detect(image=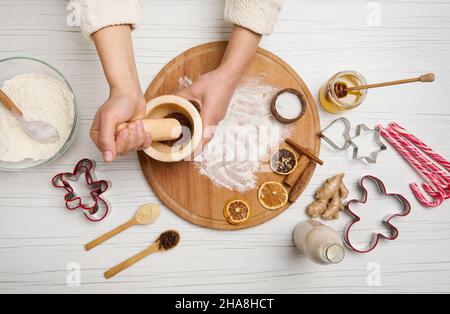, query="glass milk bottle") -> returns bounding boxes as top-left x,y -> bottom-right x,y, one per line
294,220 -> 345,265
